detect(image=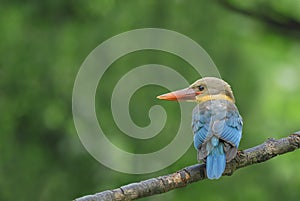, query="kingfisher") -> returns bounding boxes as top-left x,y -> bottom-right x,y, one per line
157,77 -> 242,179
